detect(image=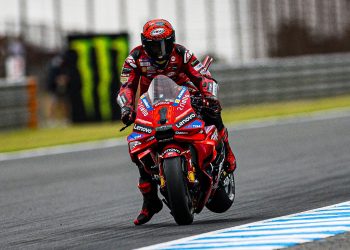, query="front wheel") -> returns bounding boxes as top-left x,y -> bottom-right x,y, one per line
163,157 -> 194,225
206,173 -> 235,213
